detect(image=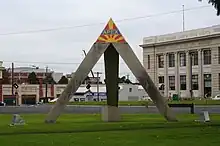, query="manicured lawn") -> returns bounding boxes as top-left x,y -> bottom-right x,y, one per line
48,99 -> 220,106
0,114 -> 219,146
